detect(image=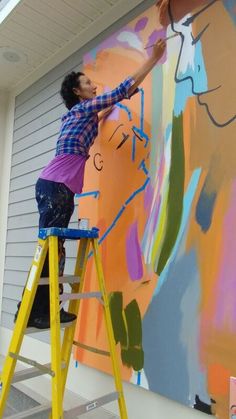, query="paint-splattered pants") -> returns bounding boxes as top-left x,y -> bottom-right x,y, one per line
31,178 -> 75,316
